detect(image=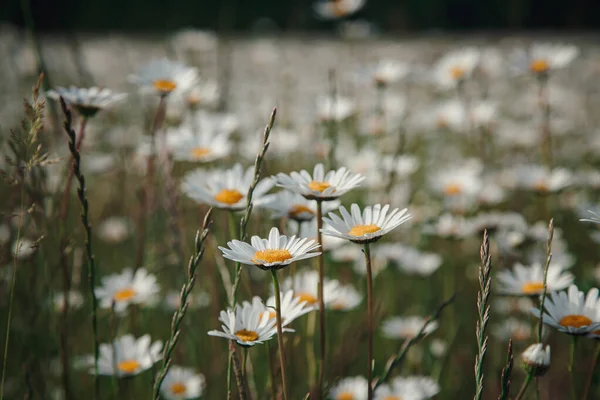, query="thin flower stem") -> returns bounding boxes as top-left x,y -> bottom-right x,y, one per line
60,98 -> 100,399
316,200 -> 326,399
267,342 -> 278,400
60,117 -> 87,221
569,336 -> 578,400
515,373 -> 533,400
271,270 -> 289,400
582,342 -> 600,400
538,219 -> 554,342
363,243 -> 374,400
537,76 -> 553,168
242,348 -> 248,381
